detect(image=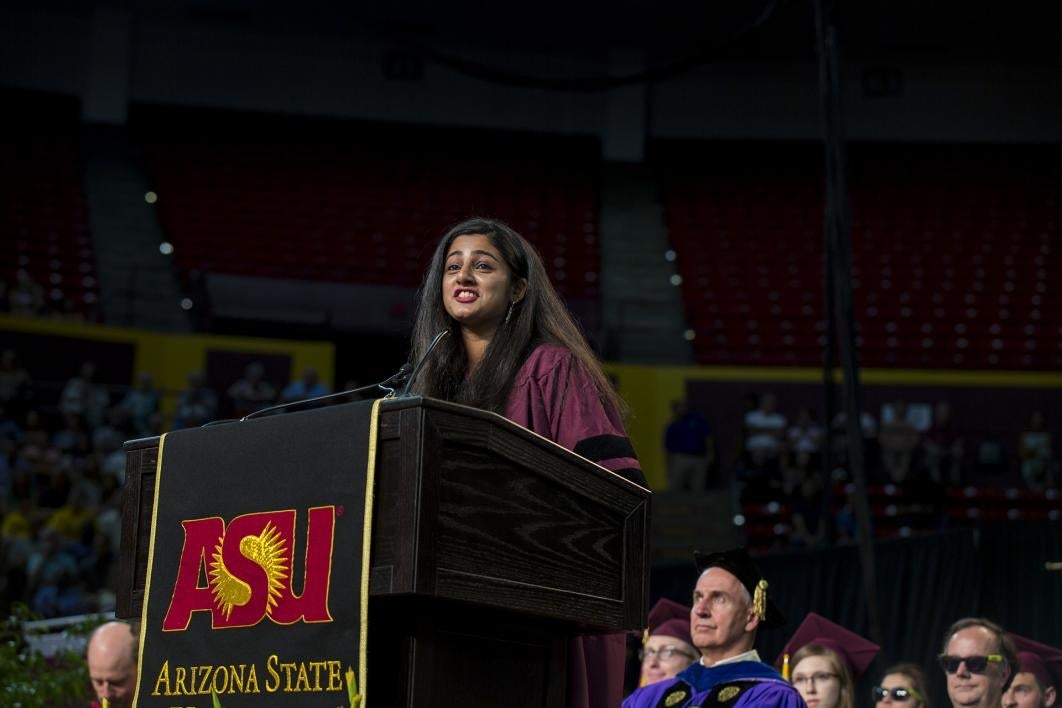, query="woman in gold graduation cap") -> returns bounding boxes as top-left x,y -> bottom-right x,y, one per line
639,598 -> 700,686
778,612 -> 880,708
